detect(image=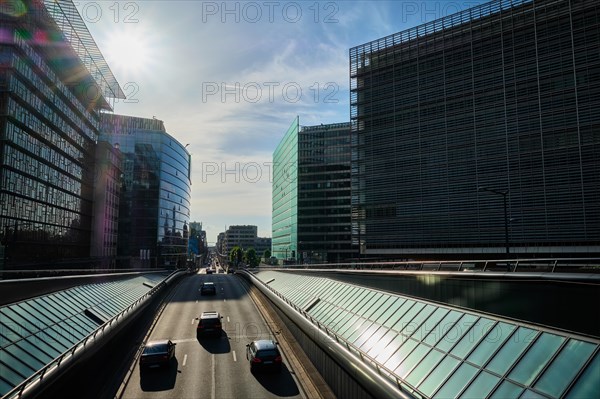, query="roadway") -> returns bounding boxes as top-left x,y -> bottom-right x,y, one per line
118,268 -> 302,399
